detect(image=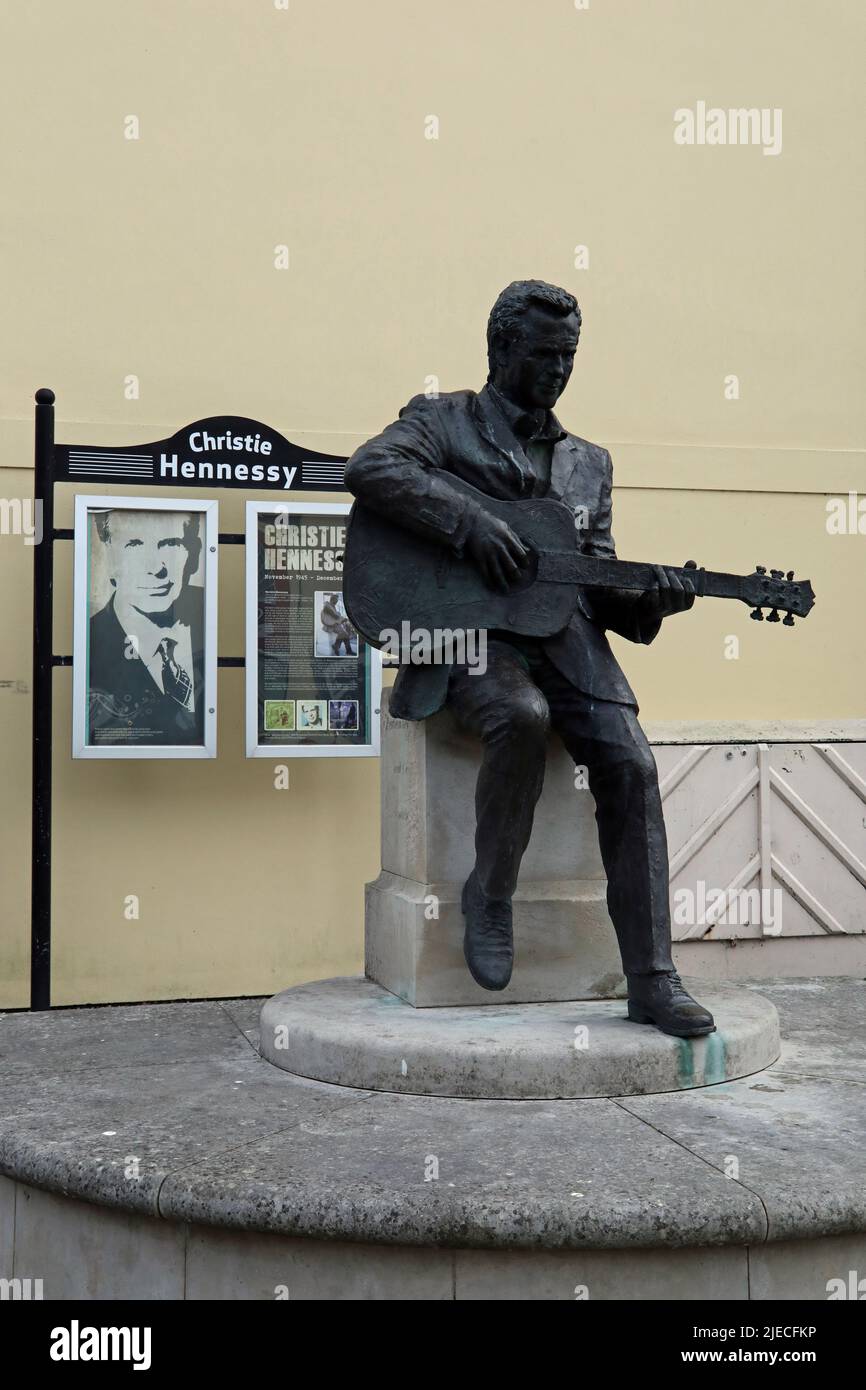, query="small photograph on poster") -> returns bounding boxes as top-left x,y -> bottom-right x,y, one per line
329,699 -> 358,731
314,590 -> 357,658
73,496 -> 218,759
297,699 -> 327,730
264,699 -> 295,731
246,501 -> 381,758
